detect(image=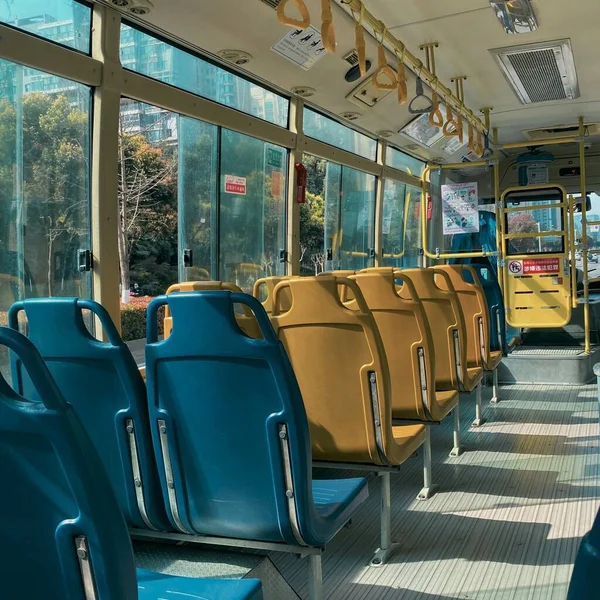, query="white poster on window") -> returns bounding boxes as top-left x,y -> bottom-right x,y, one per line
442,182 -> 479,235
